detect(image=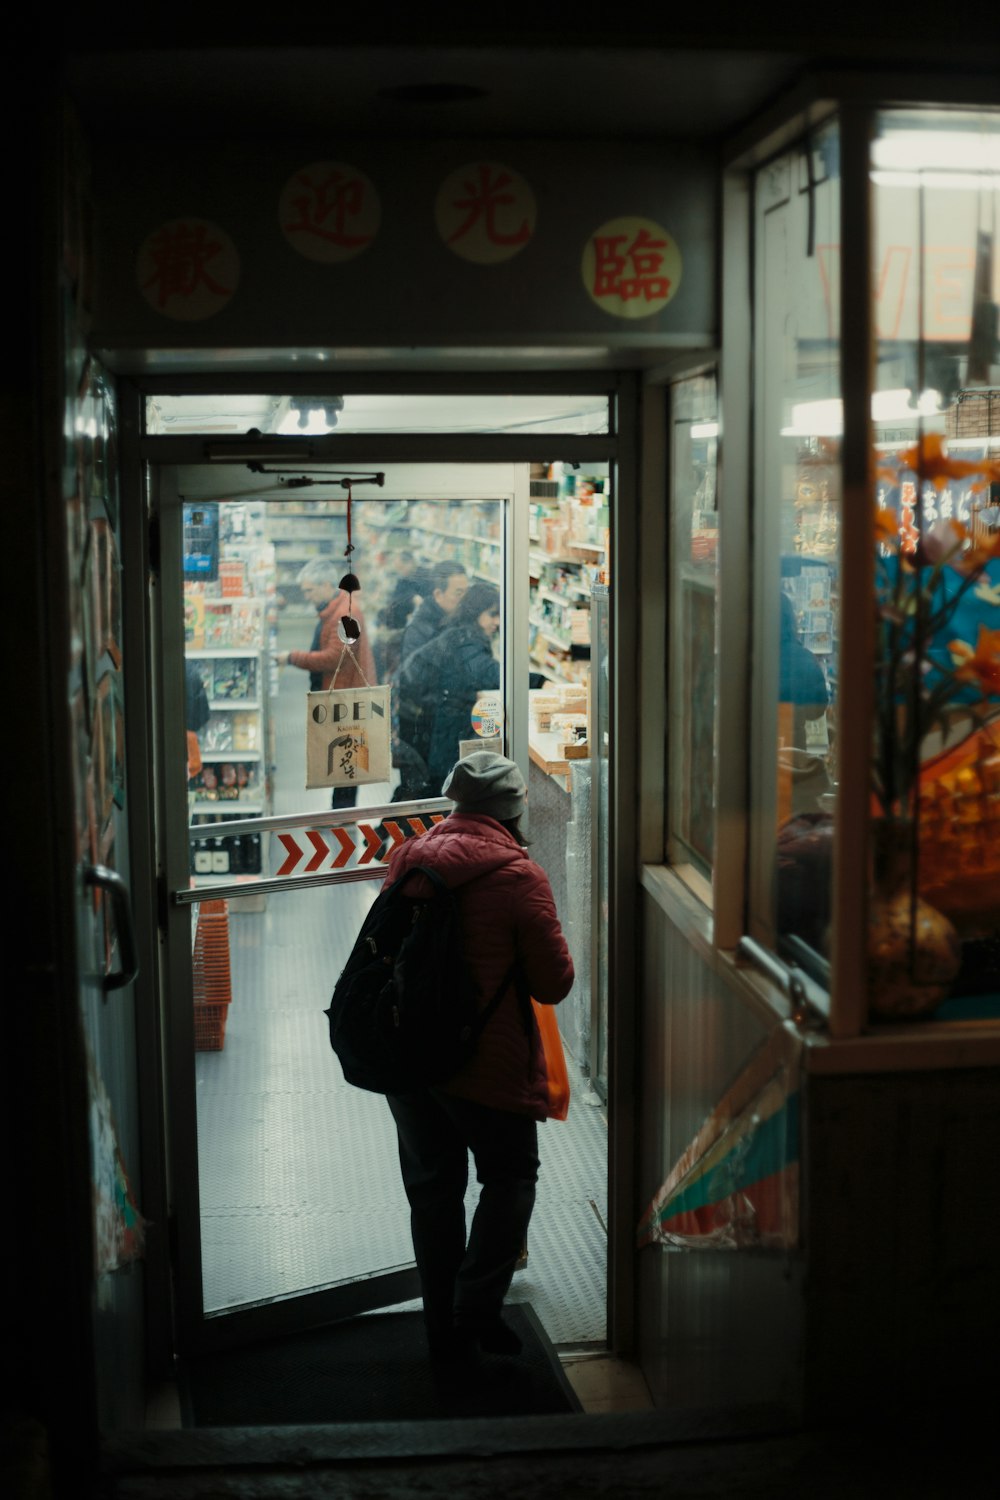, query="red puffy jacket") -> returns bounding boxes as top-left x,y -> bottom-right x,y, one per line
384,813 -> 574,1118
